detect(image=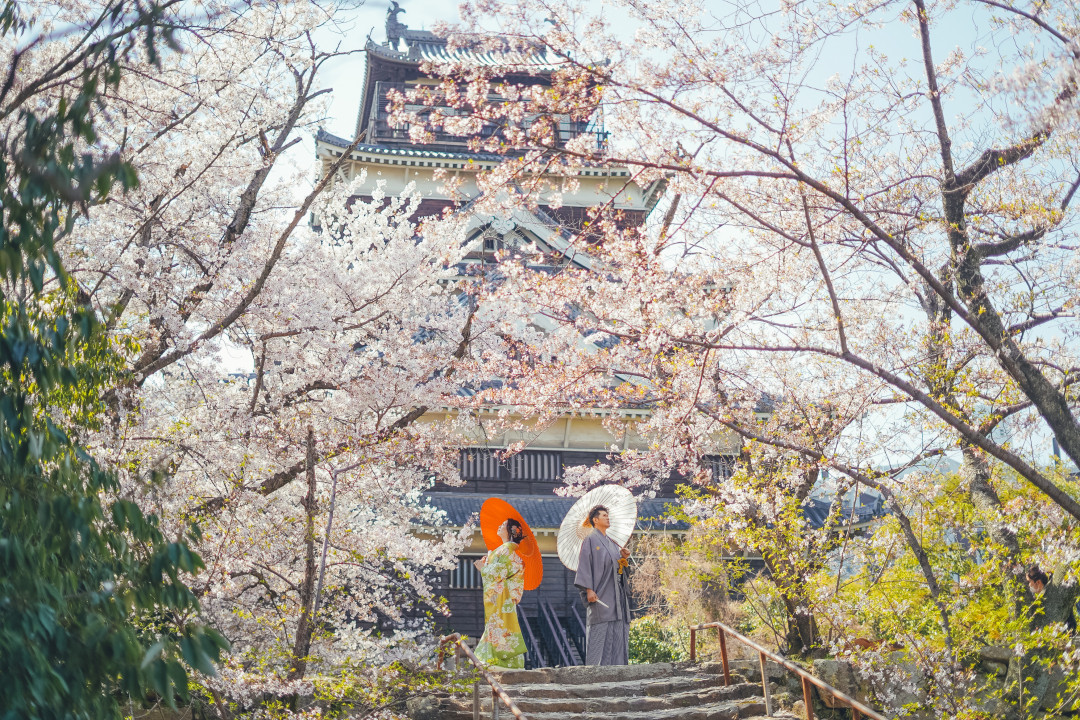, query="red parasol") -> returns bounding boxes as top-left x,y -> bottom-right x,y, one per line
479,498 -> 543,591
